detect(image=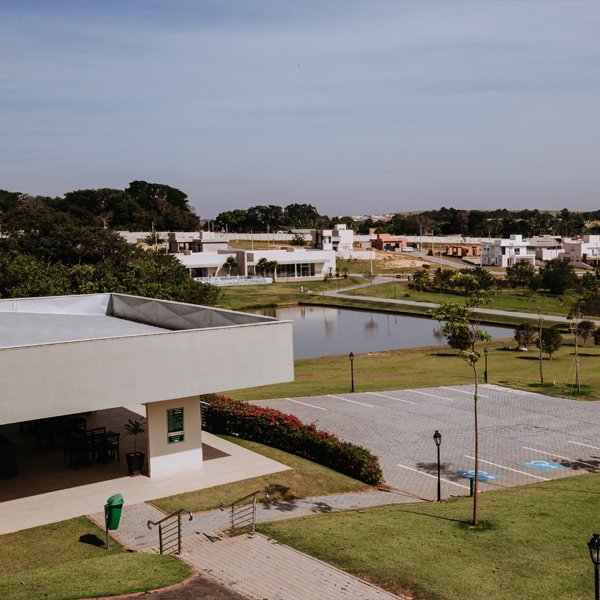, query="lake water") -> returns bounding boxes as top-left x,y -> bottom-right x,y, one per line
254,305 -> 512,359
